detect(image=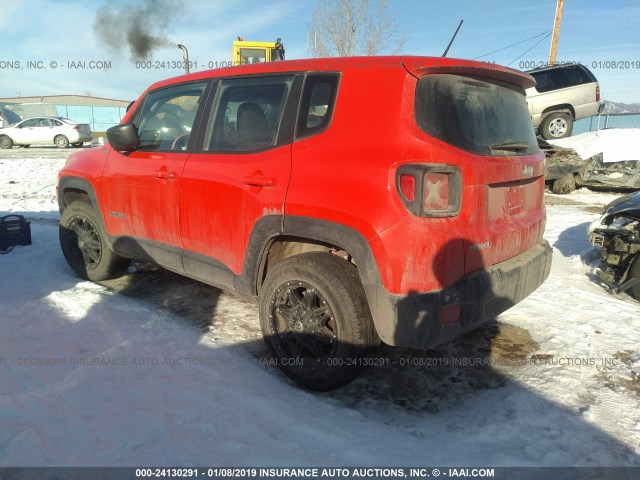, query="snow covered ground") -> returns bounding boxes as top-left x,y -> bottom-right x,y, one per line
1,147 -> 640,468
